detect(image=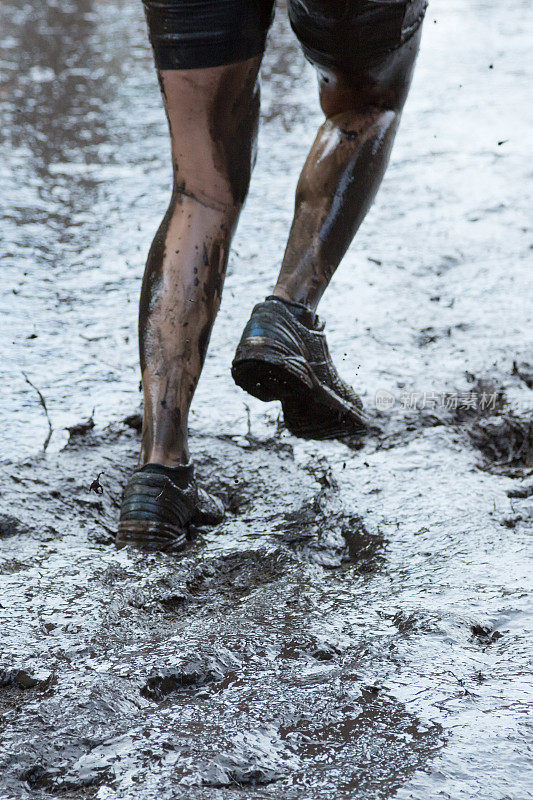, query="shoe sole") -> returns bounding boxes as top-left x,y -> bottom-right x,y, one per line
231,343 -> 367,440
116,520 -> 187,553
